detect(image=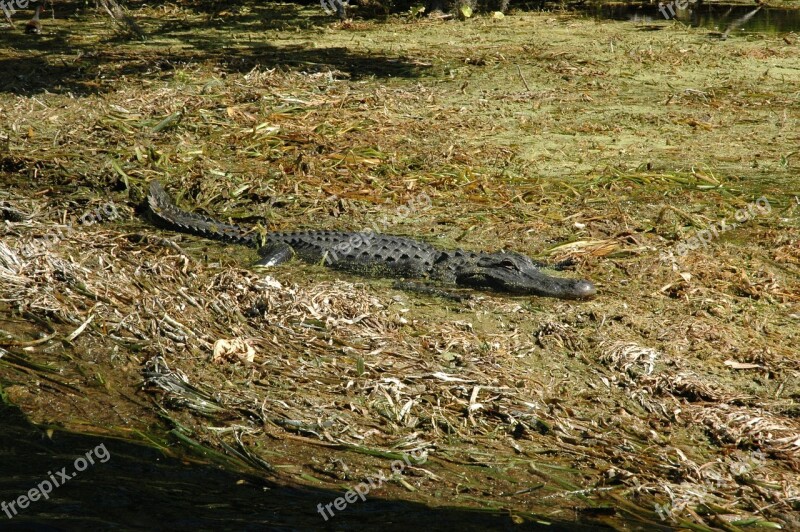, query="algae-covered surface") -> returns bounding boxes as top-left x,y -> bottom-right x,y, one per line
1,2 -> 799,529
